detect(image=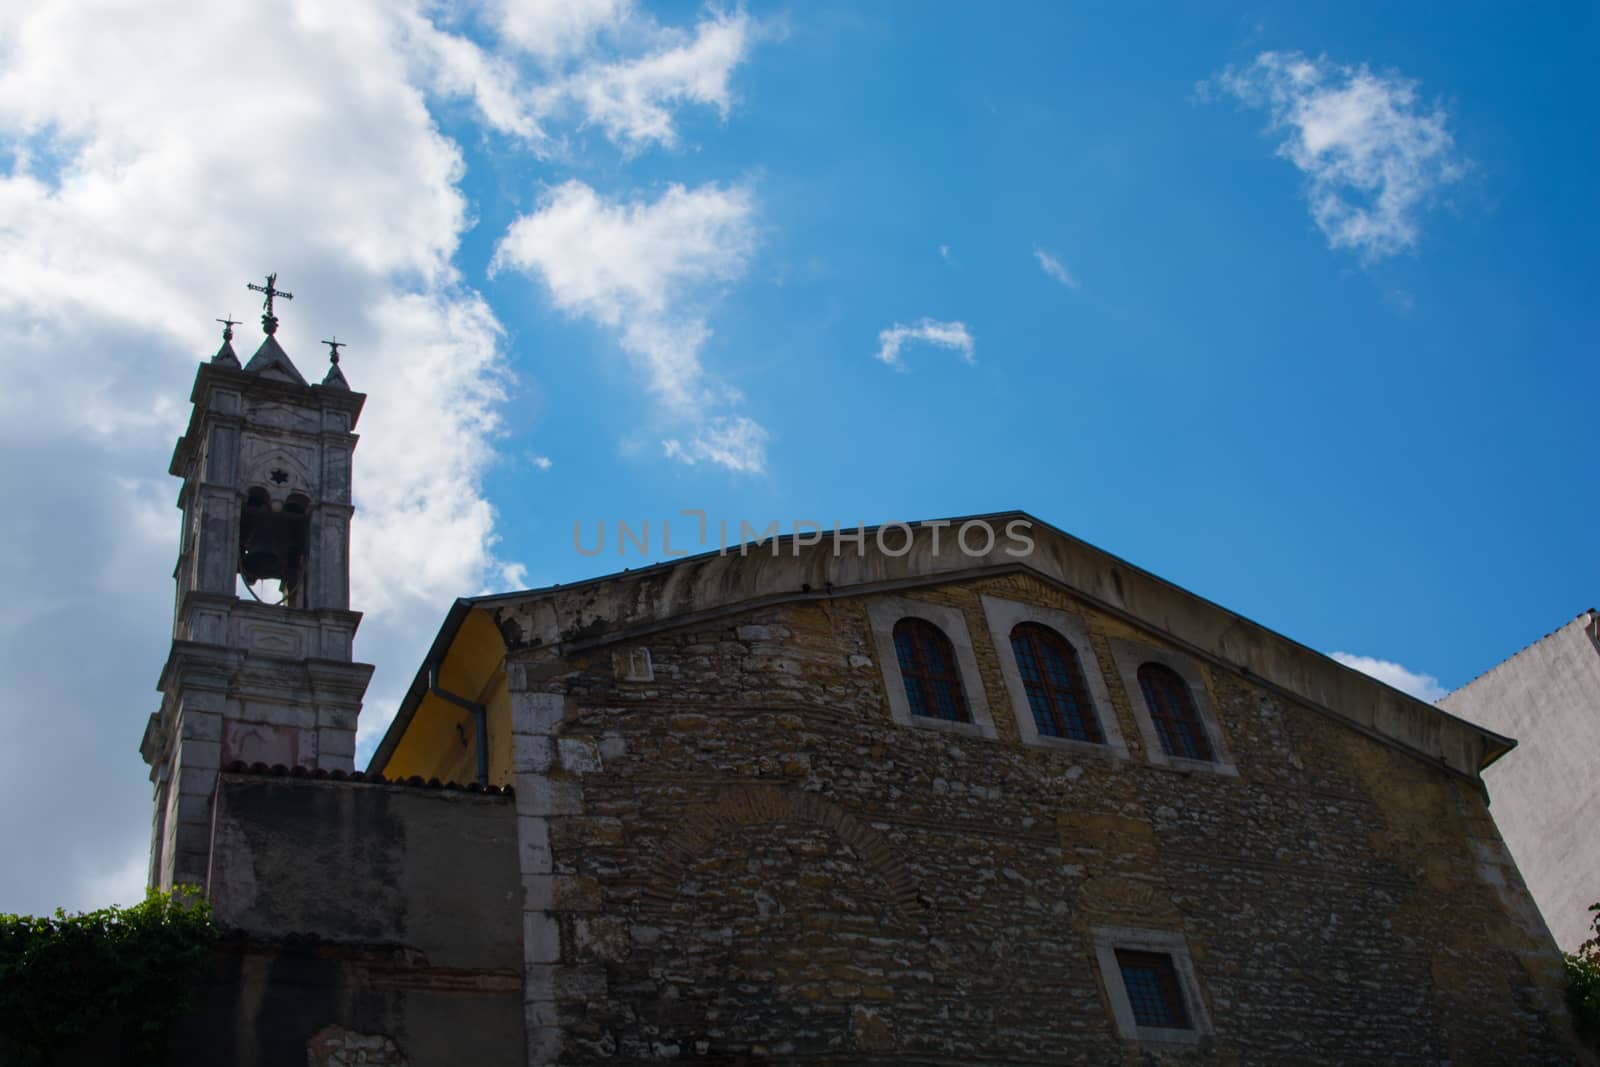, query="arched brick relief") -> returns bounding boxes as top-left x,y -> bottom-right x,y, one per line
1077,875 -> 1167,916
642,784 -> 922,913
